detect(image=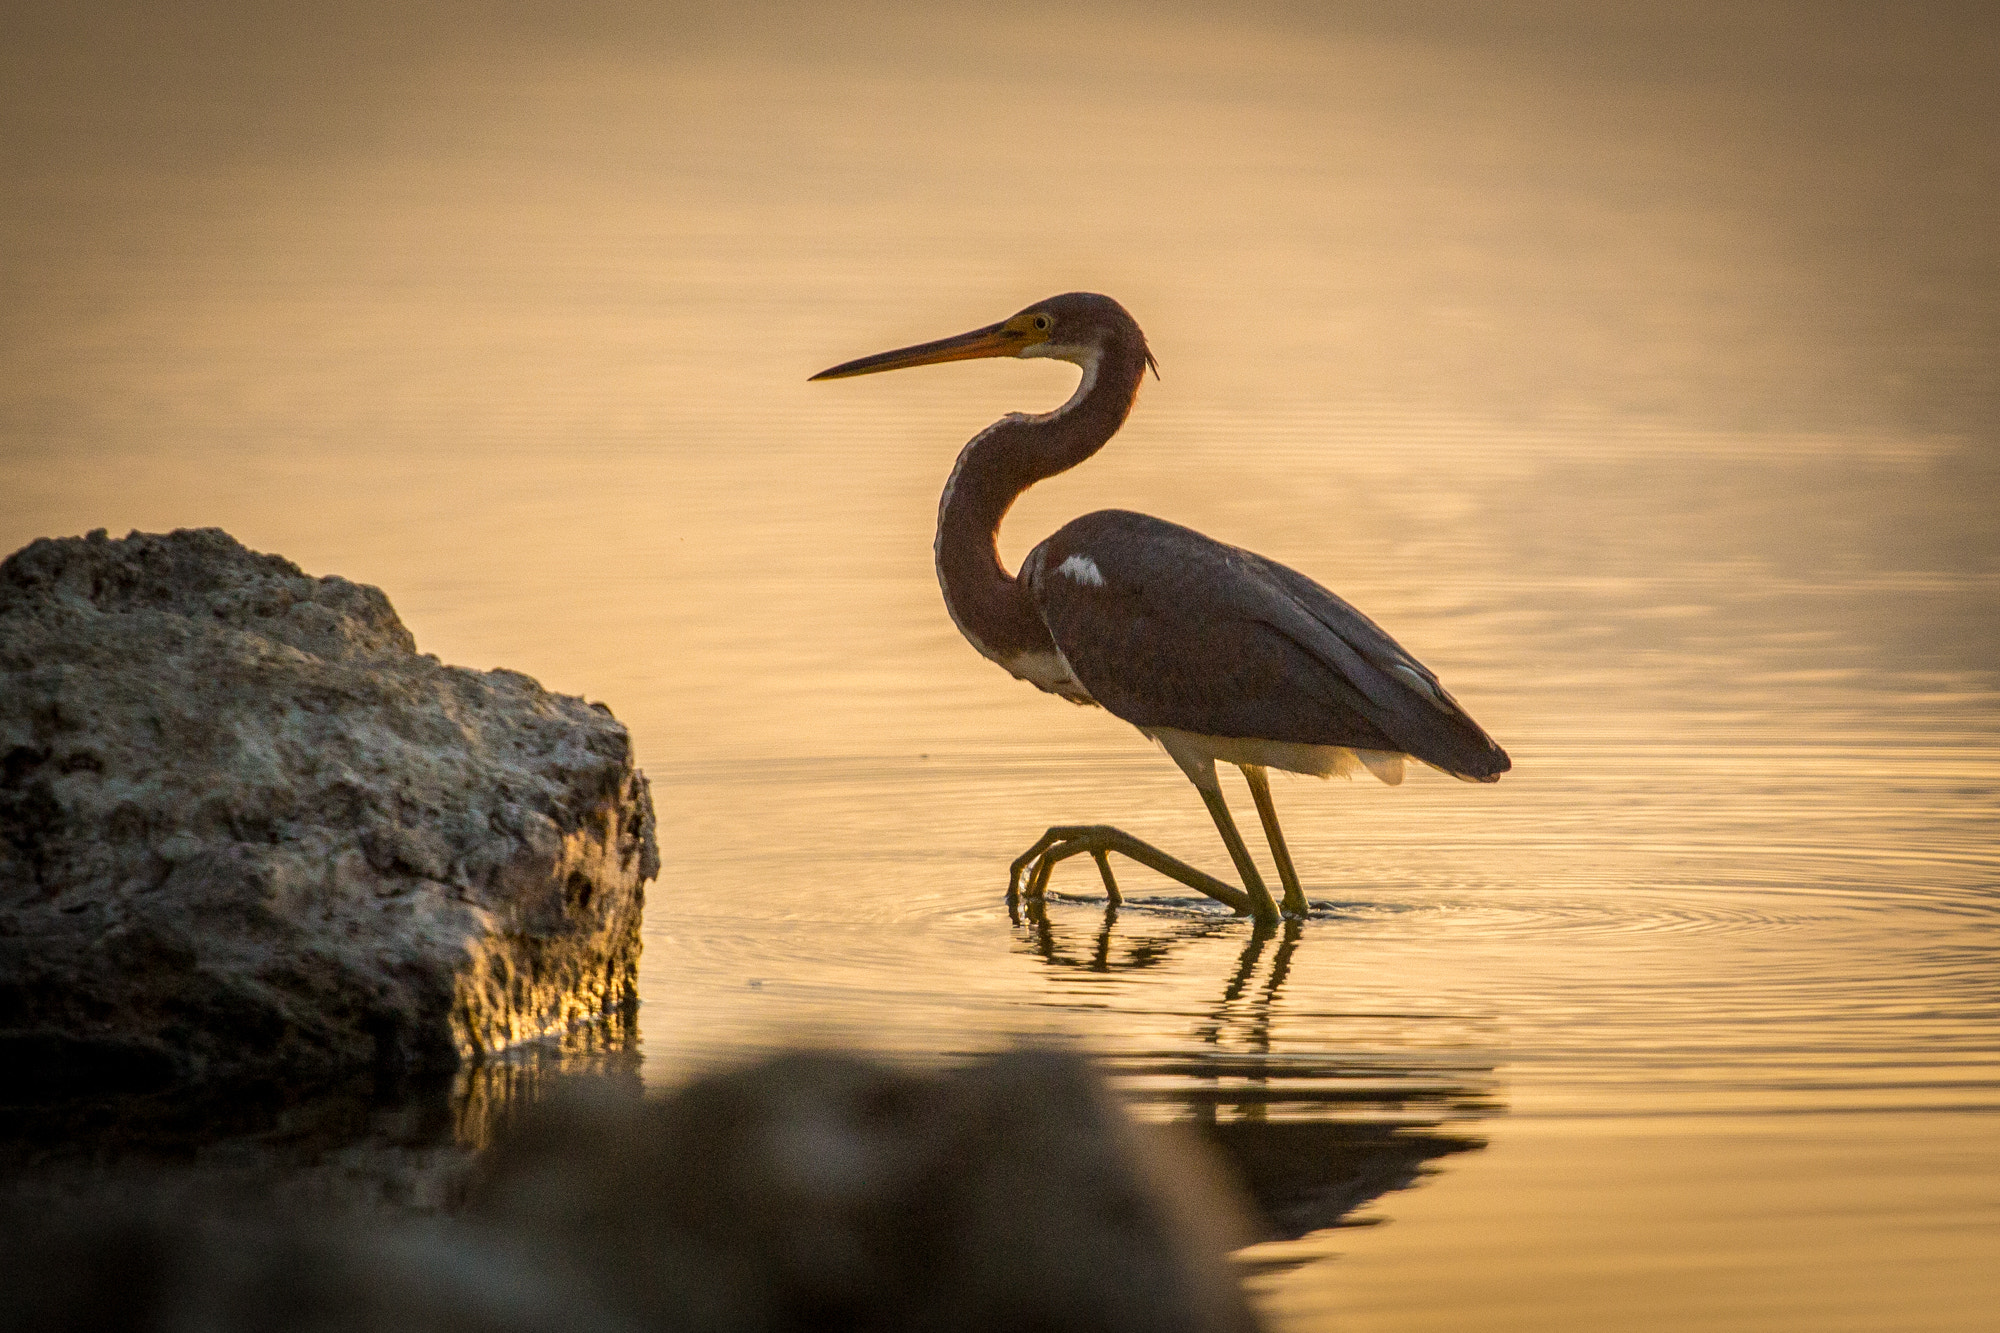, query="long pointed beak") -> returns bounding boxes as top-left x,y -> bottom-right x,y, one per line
809,321 -> 1022,381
